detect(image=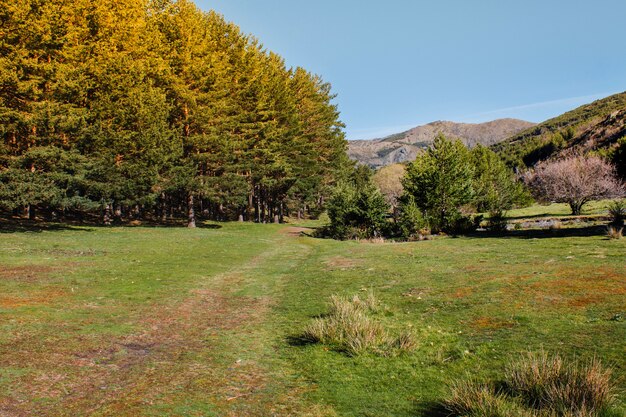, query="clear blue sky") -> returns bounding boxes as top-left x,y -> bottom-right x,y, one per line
197,0 -> 626,139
